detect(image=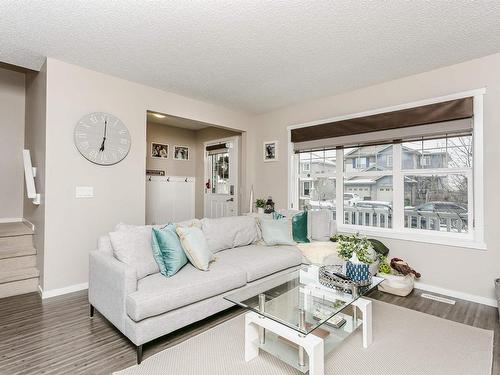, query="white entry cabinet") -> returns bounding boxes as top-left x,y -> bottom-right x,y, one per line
146,176 -> 195,225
